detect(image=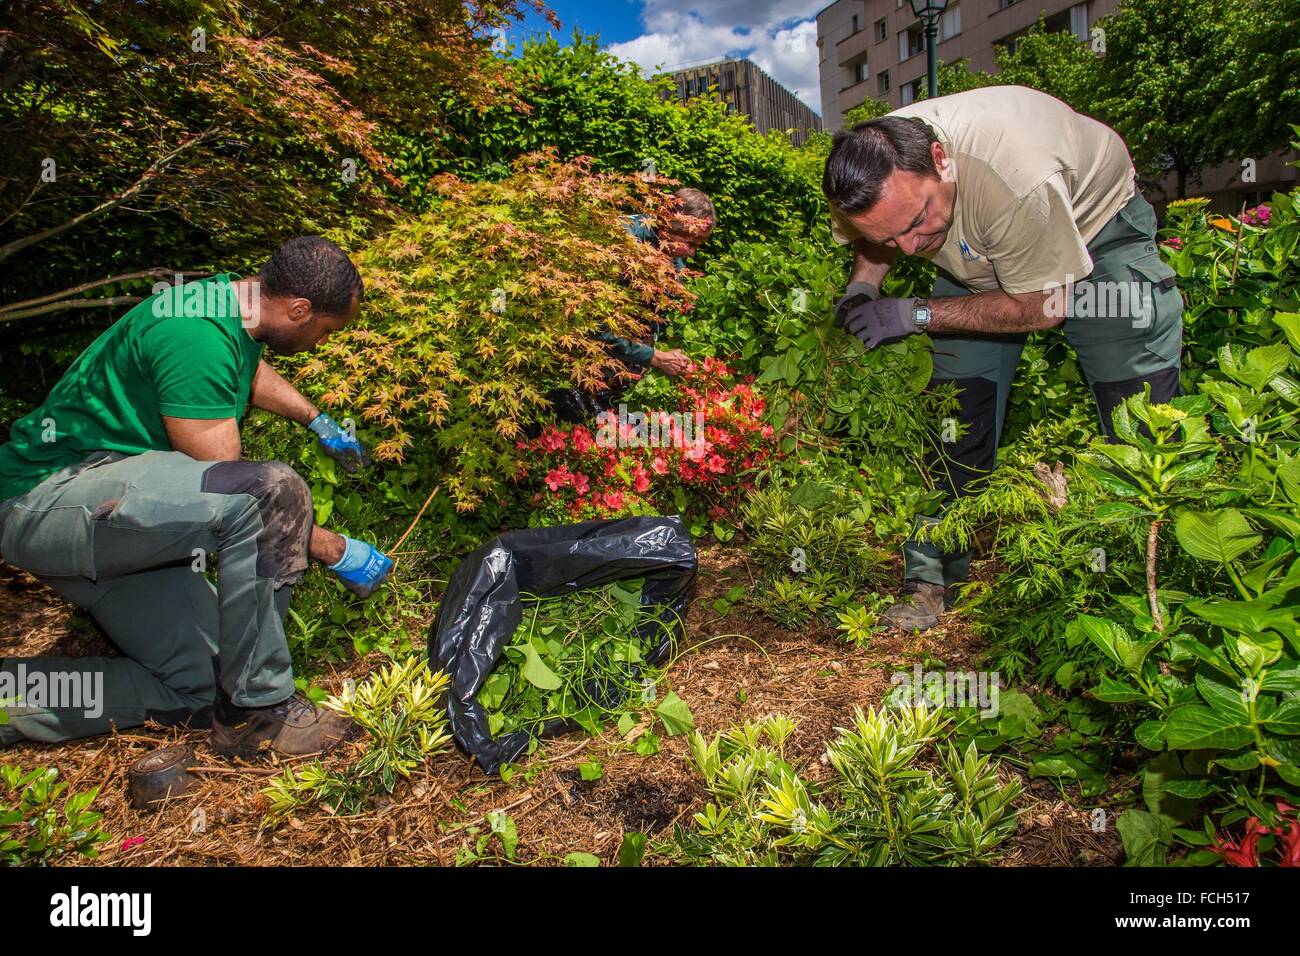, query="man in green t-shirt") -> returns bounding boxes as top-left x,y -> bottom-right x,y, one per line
0,236 -> 393,756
